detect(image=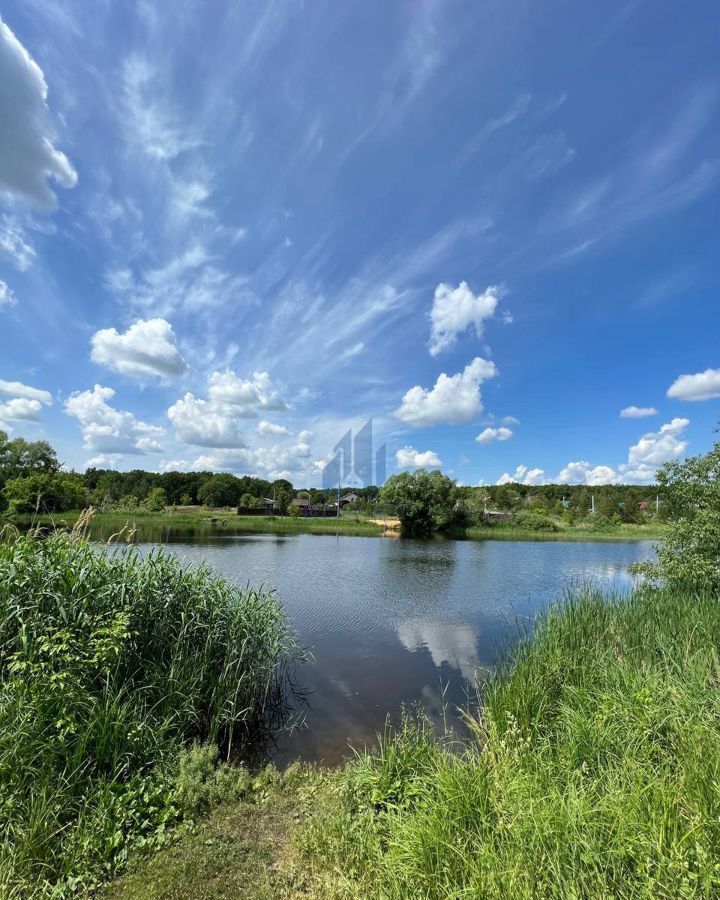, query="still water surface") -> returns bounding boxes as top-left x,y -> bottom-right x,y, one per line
136,533 -> 654,765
